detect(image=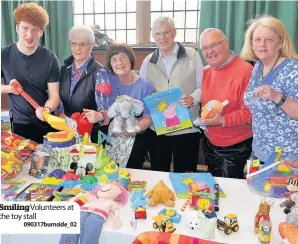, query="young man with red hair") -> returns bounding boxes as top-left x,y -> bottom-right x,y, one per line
1,3 -> 60,143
